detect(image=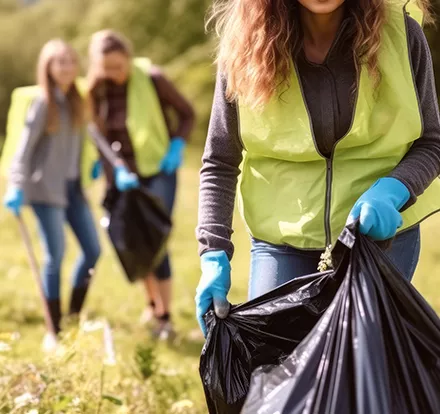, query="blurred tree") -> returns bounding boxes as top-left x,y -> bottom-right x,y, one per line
426,0 -> 440,92
0,0 -> 440,147
0,0 -> 214,145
